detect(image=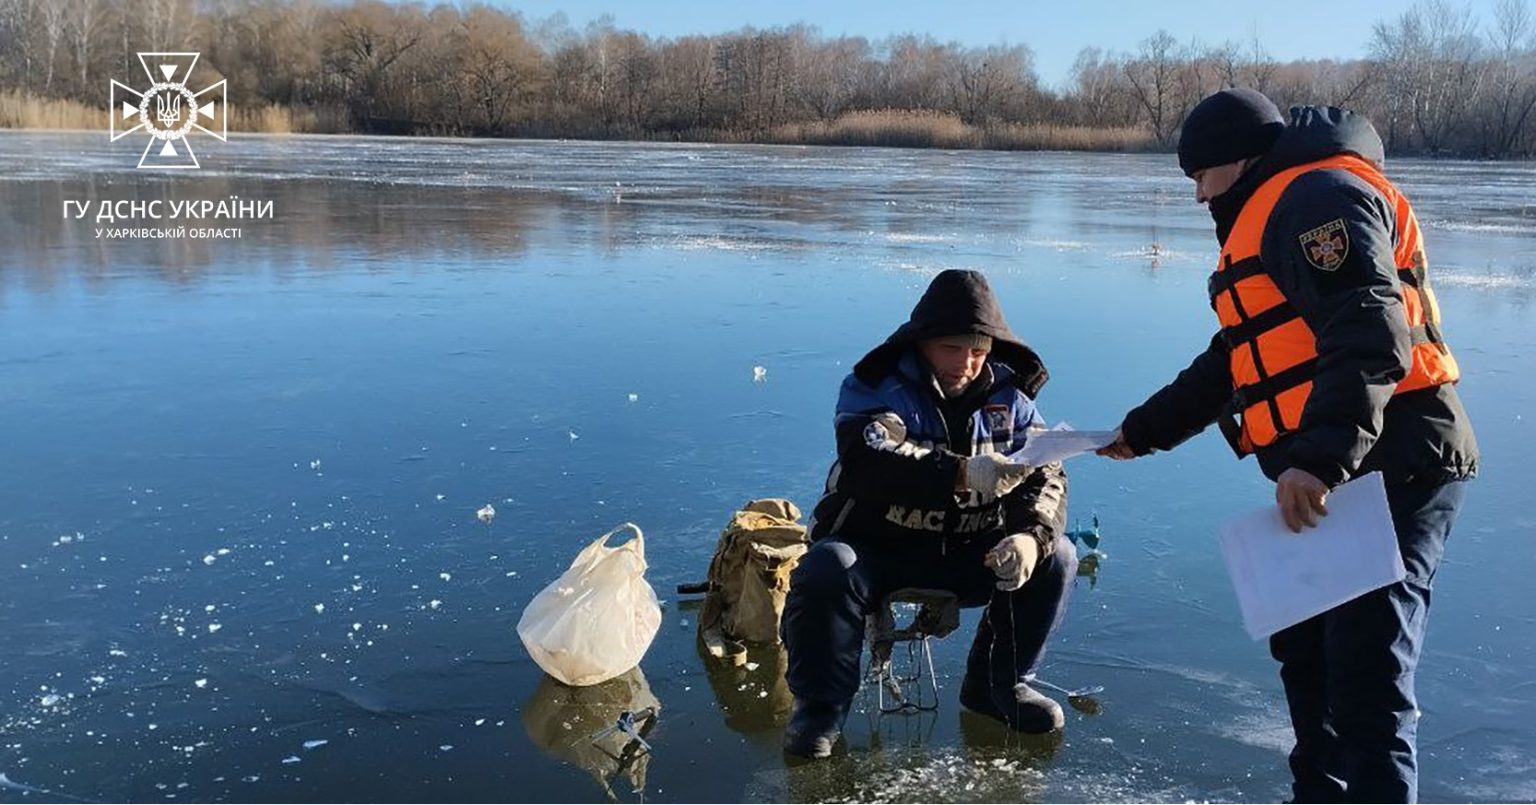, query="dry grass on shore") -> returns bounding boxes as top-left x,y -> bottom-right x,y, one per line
0,91 -> 348,135
0,90 -> 101,131
762,109 -> 1156,152
1,92 -> 1157,153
